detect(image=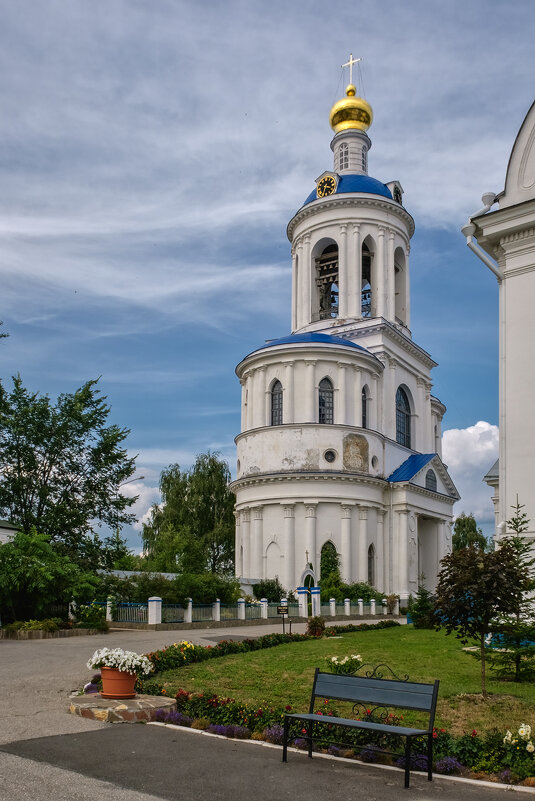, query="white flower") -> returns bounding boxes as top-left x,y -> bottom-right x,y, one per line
519,724 -> 532,740
87,647 -> 154,676
526,742 -> 535,754
504,730 -> 512,744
